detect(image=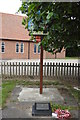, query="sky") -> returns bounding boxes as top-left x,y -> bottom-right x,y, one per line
0,0 -> 22,14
